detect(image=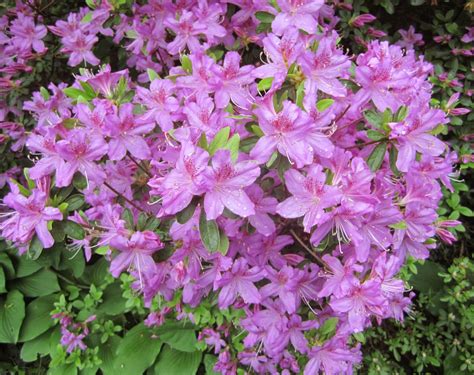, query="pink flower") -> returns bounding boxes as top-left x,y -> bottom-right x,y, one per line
203,149 -> 260,220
